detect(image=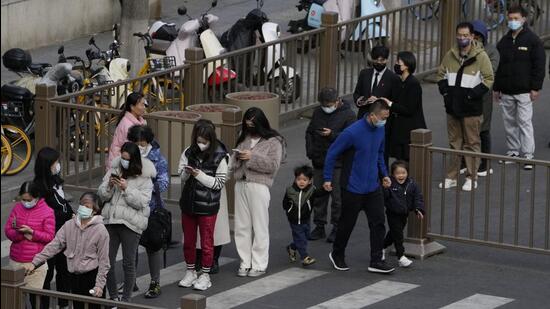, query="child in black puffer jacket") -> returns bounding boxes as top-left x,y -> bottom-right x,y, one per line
282,165 -> 328,267
383,160 -> 425,268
